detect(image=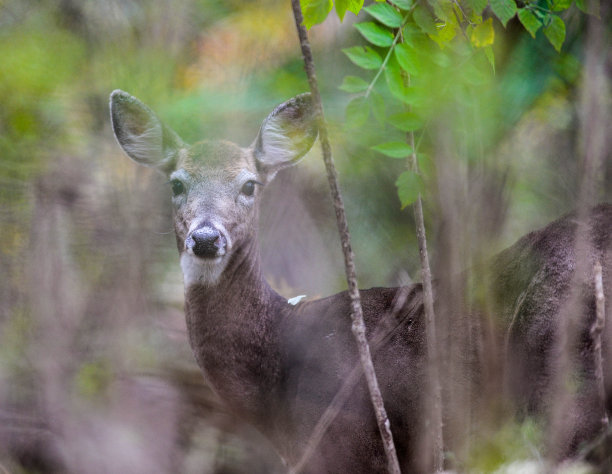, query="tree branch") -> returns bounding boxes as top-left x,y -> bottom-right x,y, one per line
290,2 -> 401,473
